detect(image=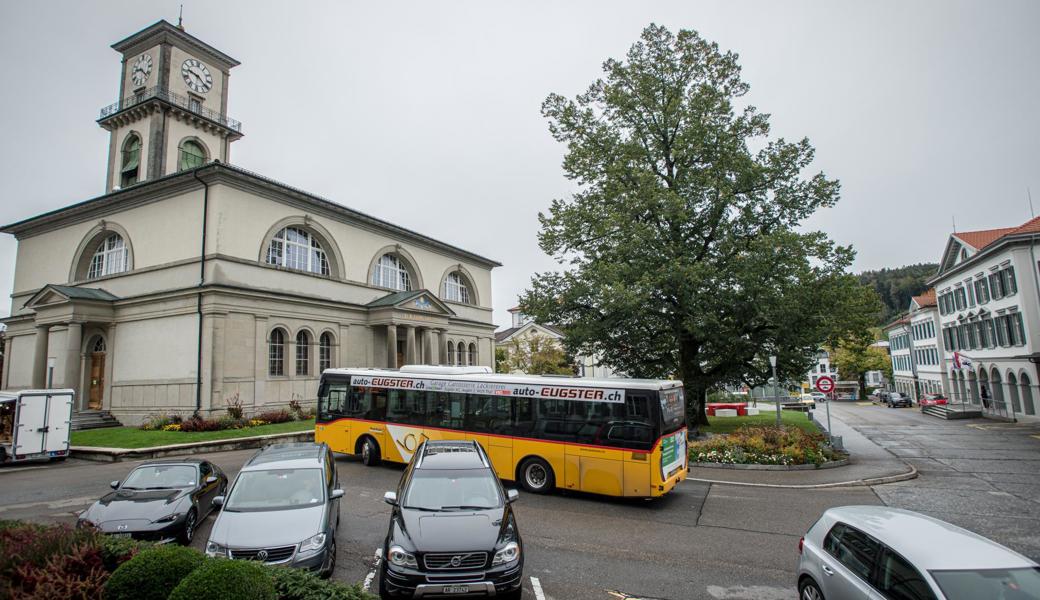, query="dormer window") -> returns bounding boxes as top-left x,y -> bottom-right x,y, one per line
120,134 -> 141,187
87,234 -> 129,279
